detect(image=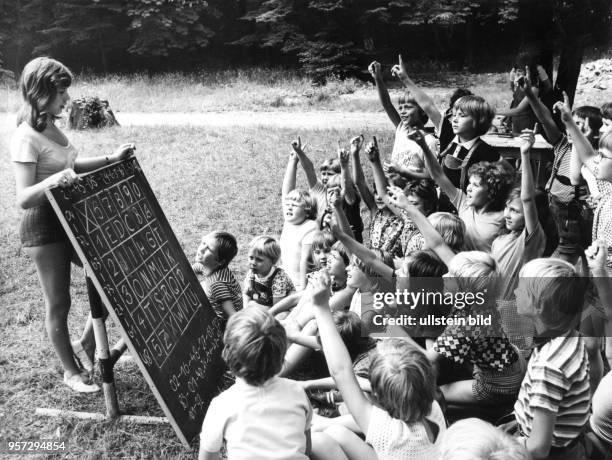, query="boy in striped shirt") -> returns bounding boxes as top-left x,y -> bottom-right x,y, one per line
514,258 -> 590,459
